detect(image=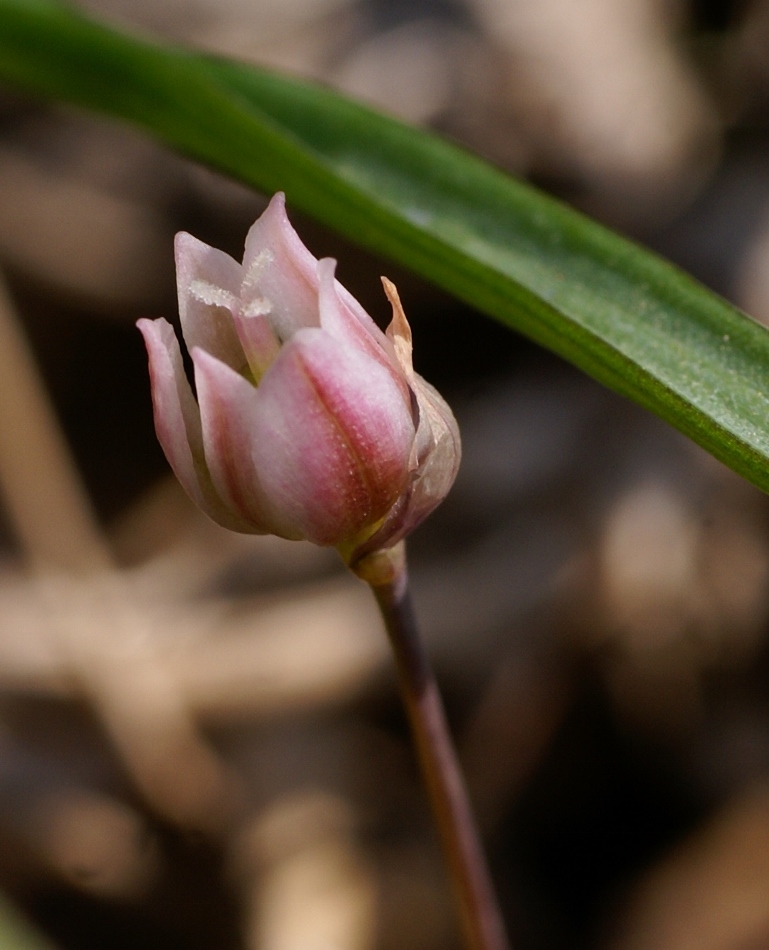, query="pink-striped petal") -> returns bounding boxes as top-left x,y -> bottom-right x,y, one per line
347,376 -> 461,562
191,348 -> 300,538
175,232 -> 246,373
346,279 -> 461,561
136,318 -> 255,532
317,259 -> 411,404
241,193 -> 320,340
335,275 -> 399,358
250,327 -> 416,546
